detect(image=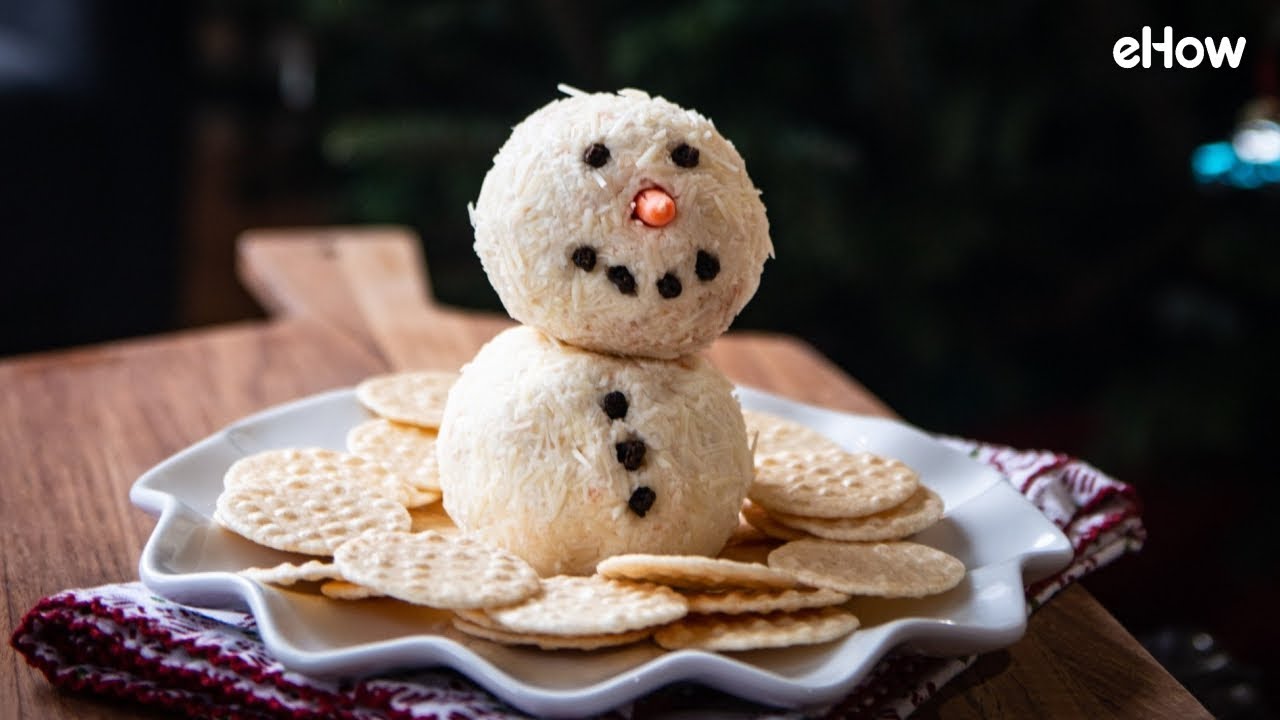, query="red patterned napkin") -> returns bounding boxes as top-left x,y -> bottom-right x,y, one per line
11,438 -> 1144,719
